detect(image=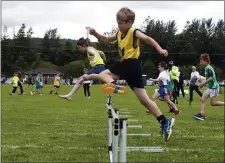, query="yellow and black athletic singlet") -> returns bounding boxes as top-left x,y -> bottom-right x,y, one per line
87,47 -> 104,67
117,28 -> 140,62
